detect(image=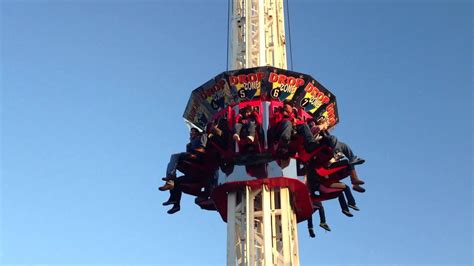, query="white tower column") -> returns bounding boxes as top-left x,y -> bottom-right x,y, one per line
228,0 -> 288,70
226,187 -> 299,265
226,0 -> 299,265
